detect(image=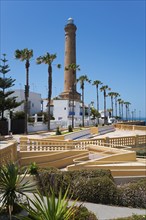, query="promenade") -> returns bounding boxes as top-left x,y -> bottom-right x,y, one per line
3,128 -> 146,219
94,128 -> 146,138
